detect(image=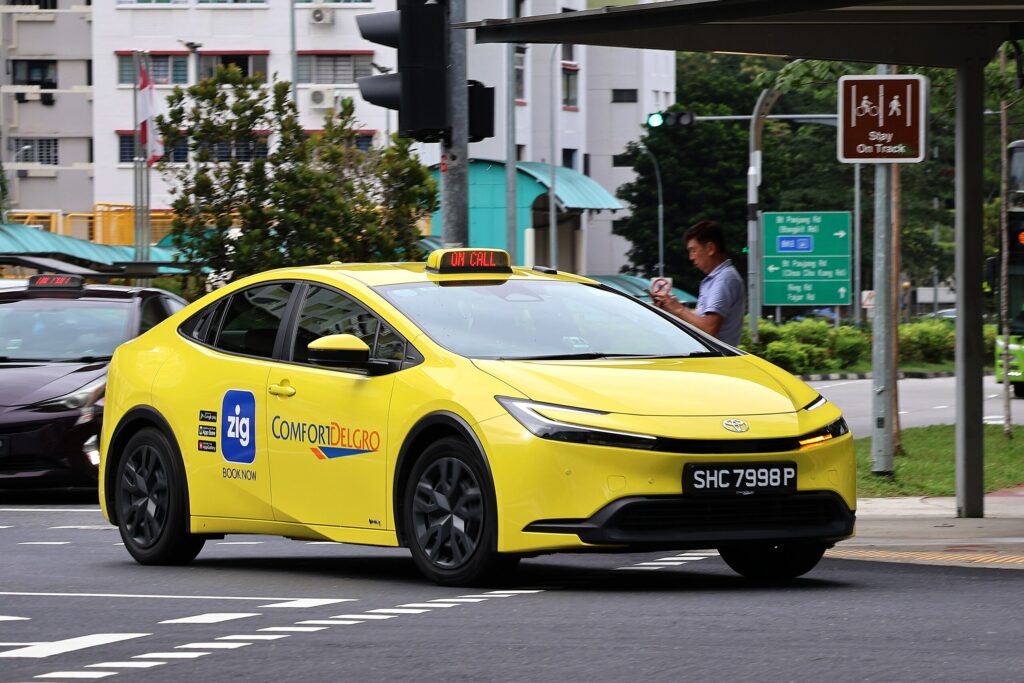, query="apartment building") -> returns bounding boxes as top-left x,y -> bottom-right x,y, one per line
1,0 -> 674,275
